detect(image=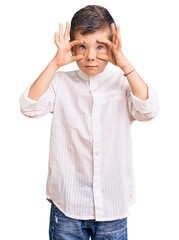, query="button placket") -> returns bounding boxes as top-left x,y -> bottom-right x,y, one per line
90,85 -> 104,218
